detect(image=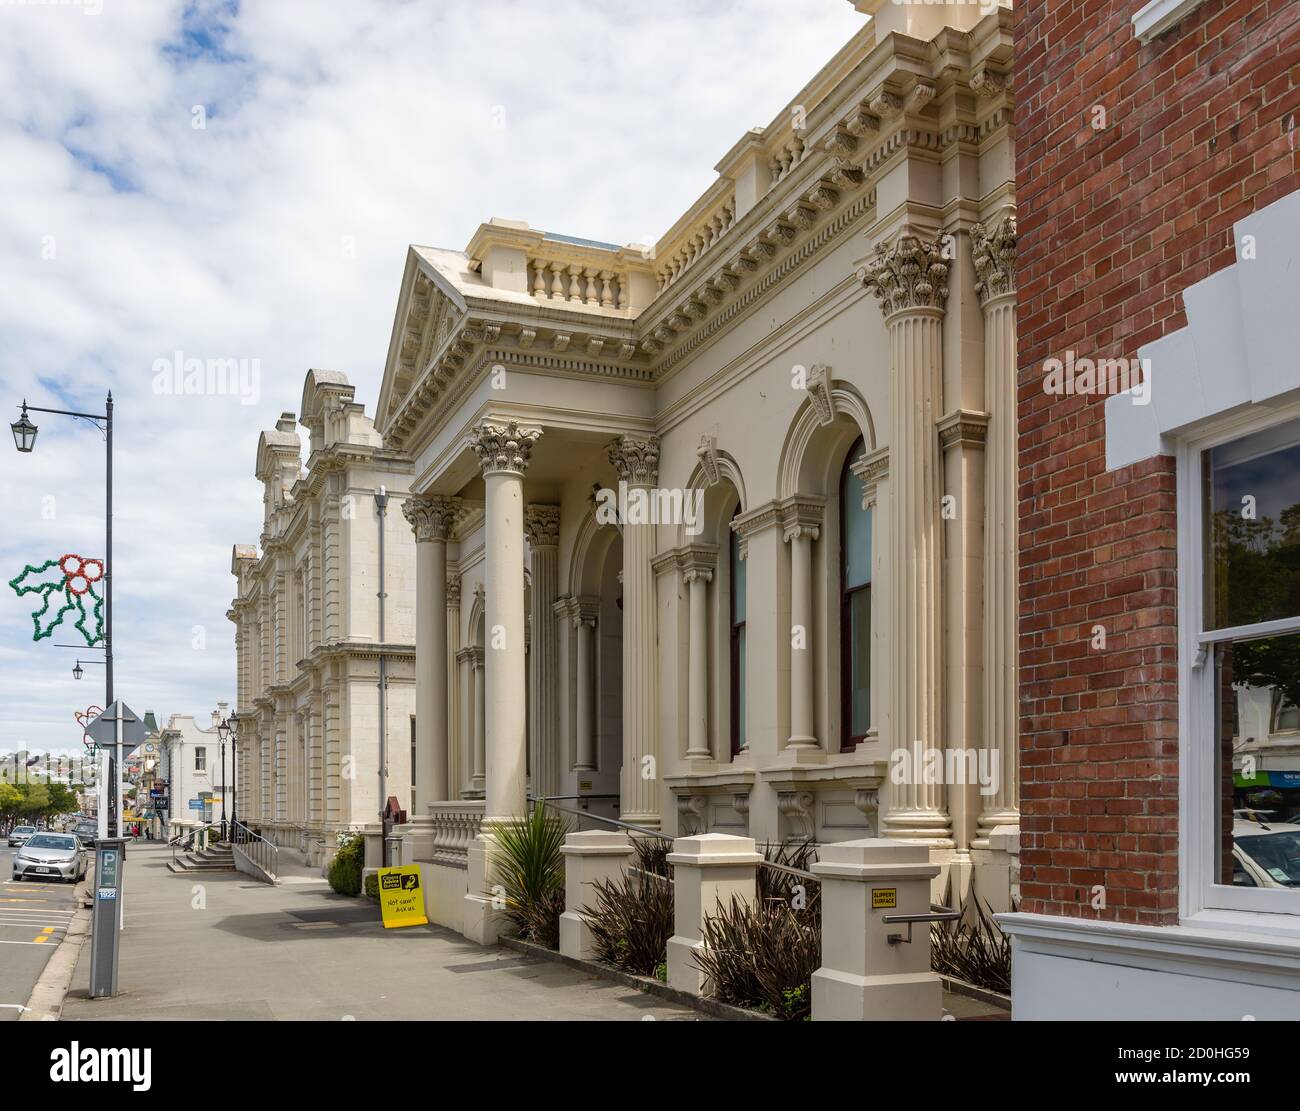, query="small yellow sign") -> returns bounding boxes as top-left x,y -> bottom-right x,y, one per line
377,865 -> 428,929
871,887 -> 897,910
